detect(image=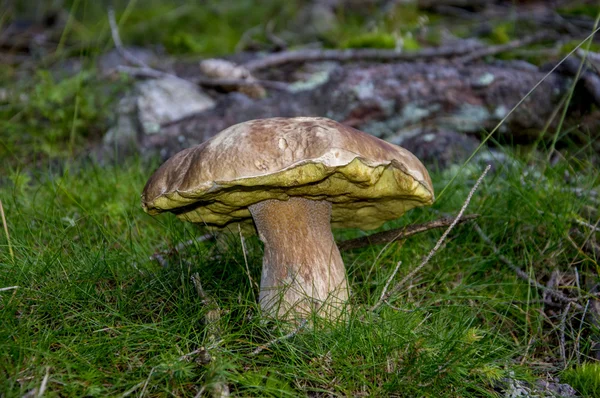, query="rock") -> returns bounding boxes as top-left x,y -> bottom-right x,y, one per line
103,76 -> 216,152
136,77 -> 215,134
399,129 -> 480,170
102,59 -> 598,168
498,372 -> 578,398
199,58 -> 266,98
